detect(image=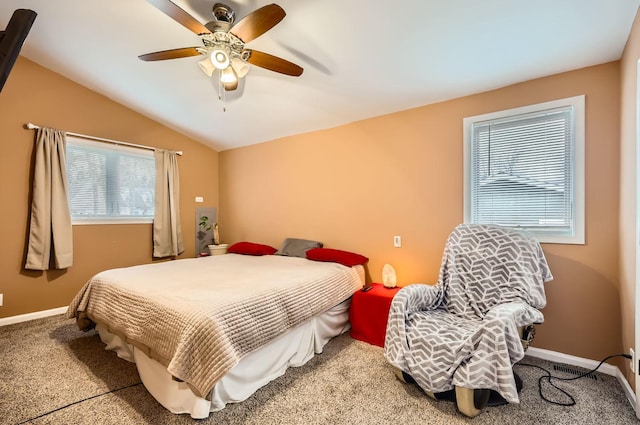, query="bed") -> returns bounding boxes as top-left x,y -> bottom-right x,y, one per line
66,248 -> 365,418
